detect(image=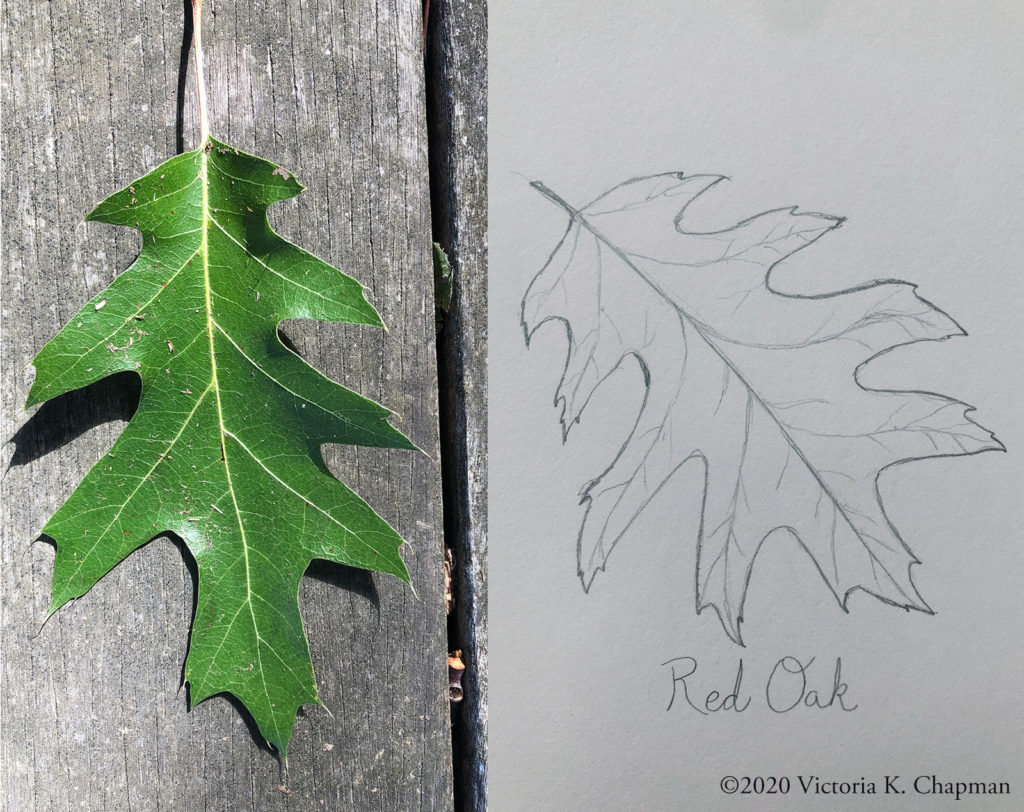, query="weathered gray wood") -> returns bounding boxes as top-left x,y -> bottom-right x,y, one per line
1,1 -> 452,809
426,1 -> 488,809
